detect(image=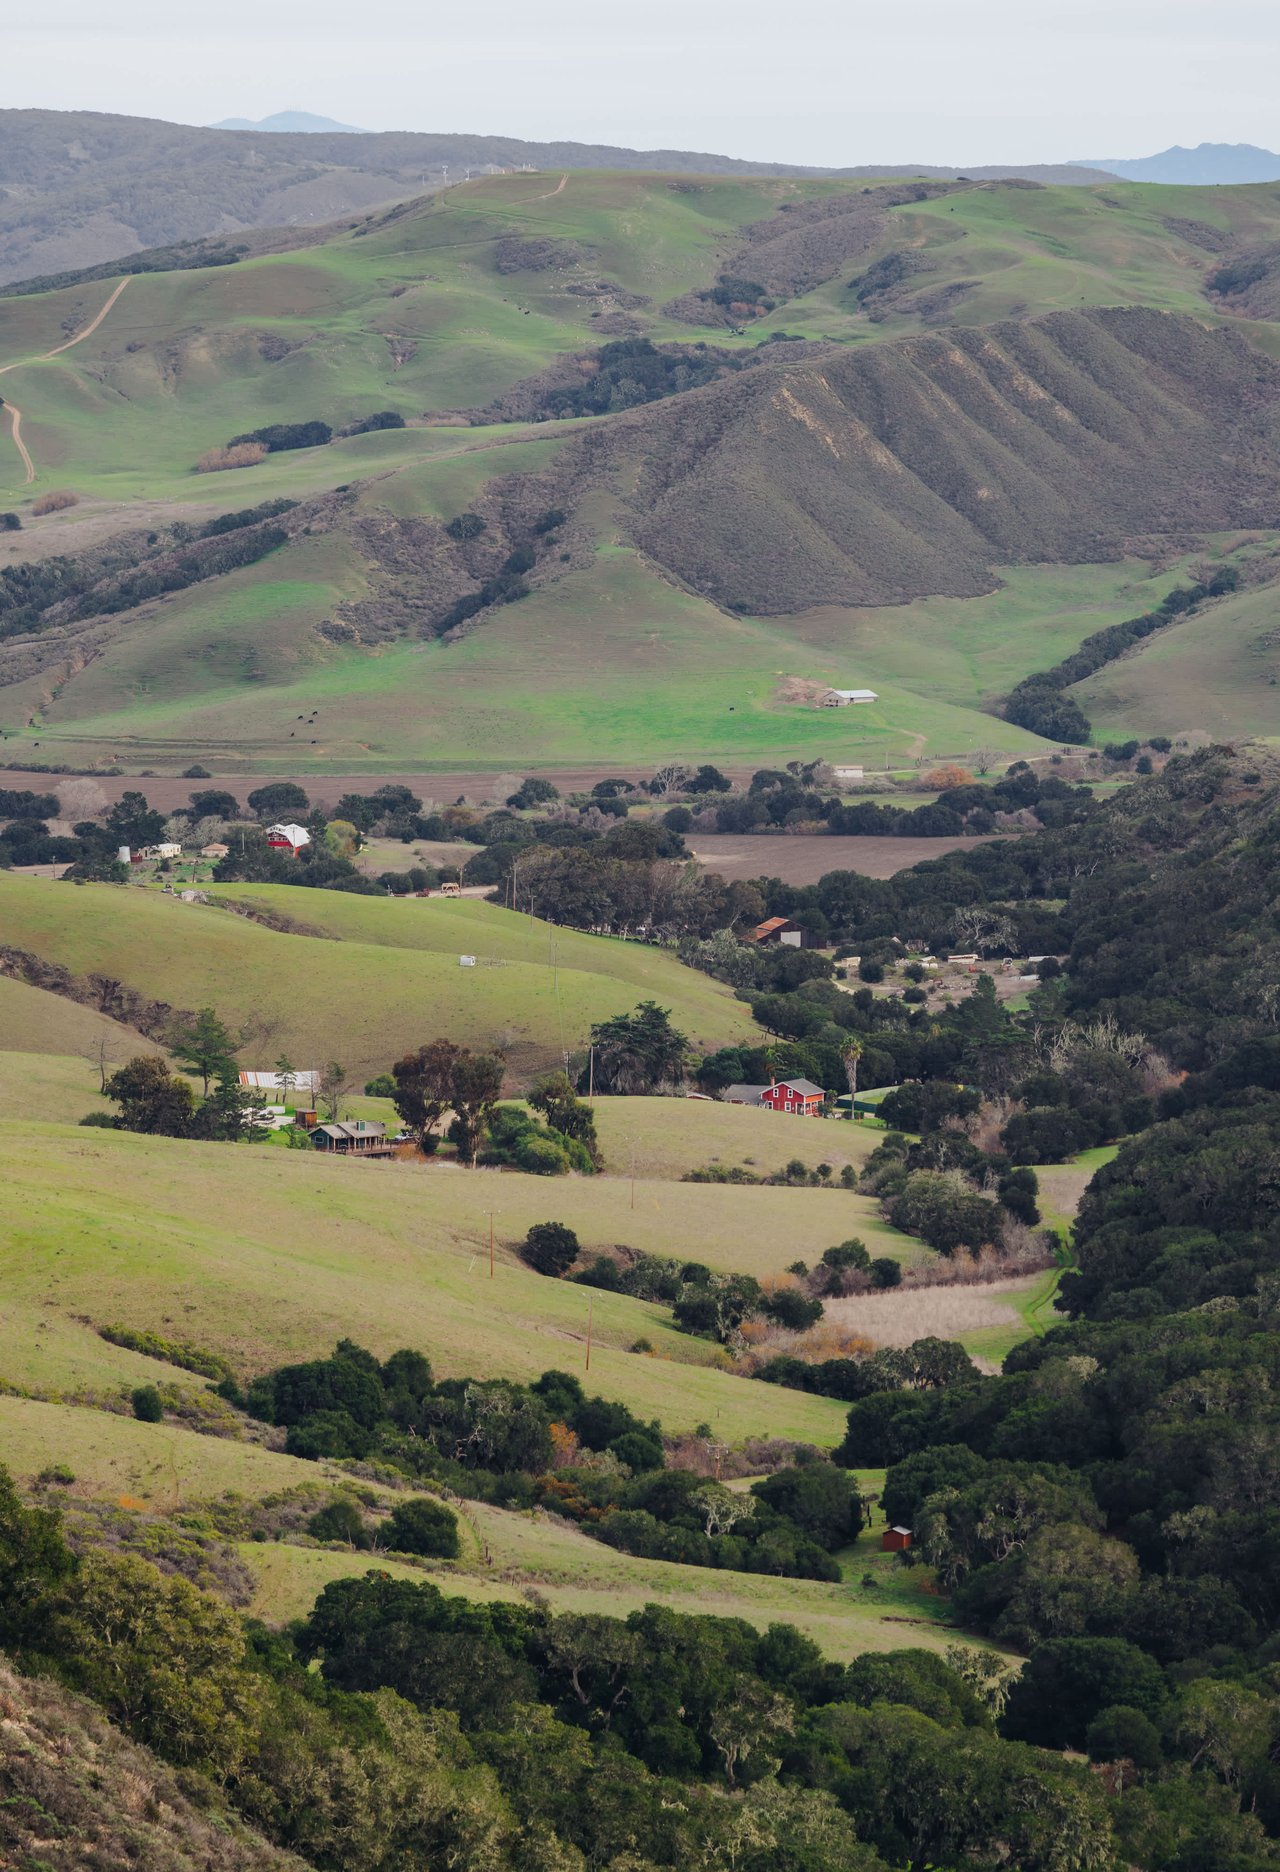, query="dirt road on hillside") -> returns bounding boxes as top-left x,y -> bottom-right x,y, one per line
0,277 -> 131,484
2,402 -> 34,483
